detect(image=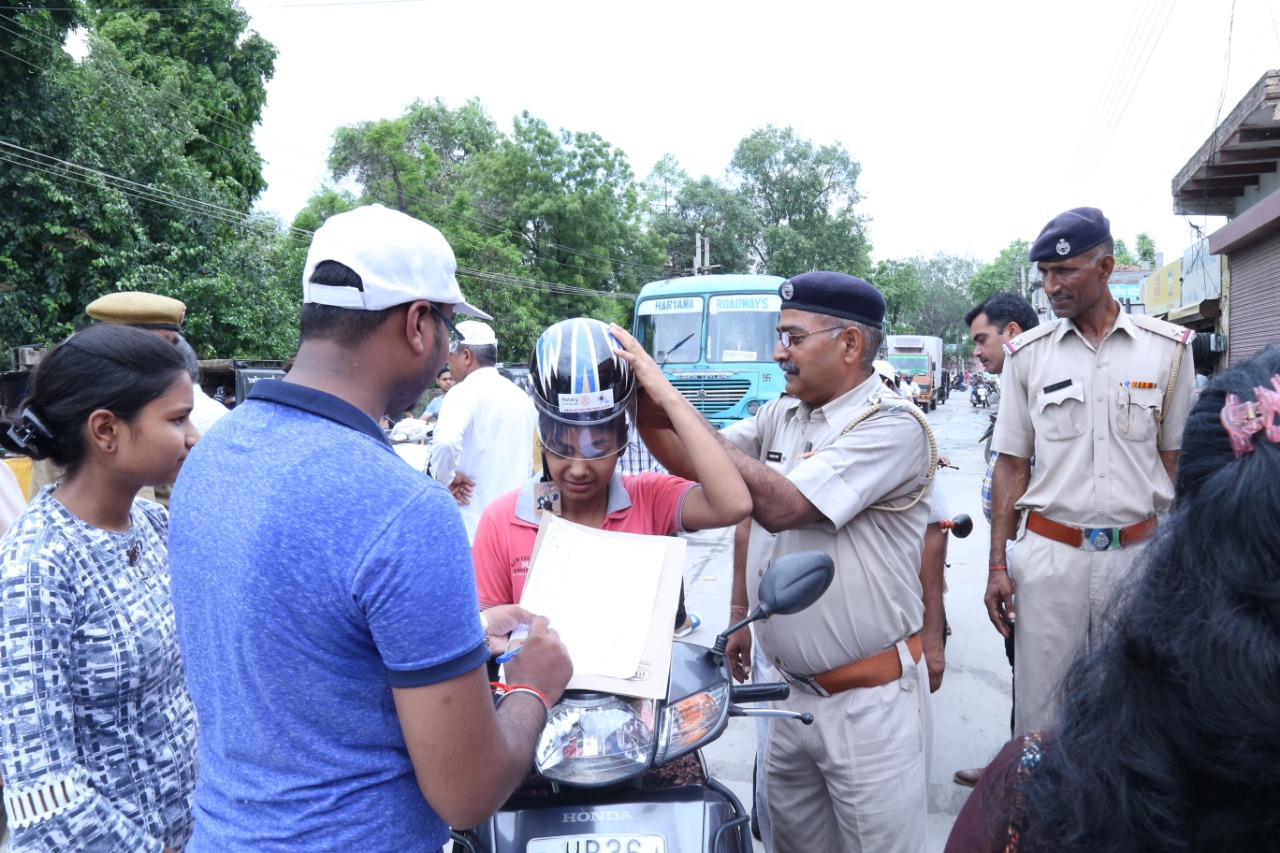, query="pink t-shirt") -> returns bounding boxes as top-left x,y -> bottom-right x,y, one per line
472,473 -> 697,608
